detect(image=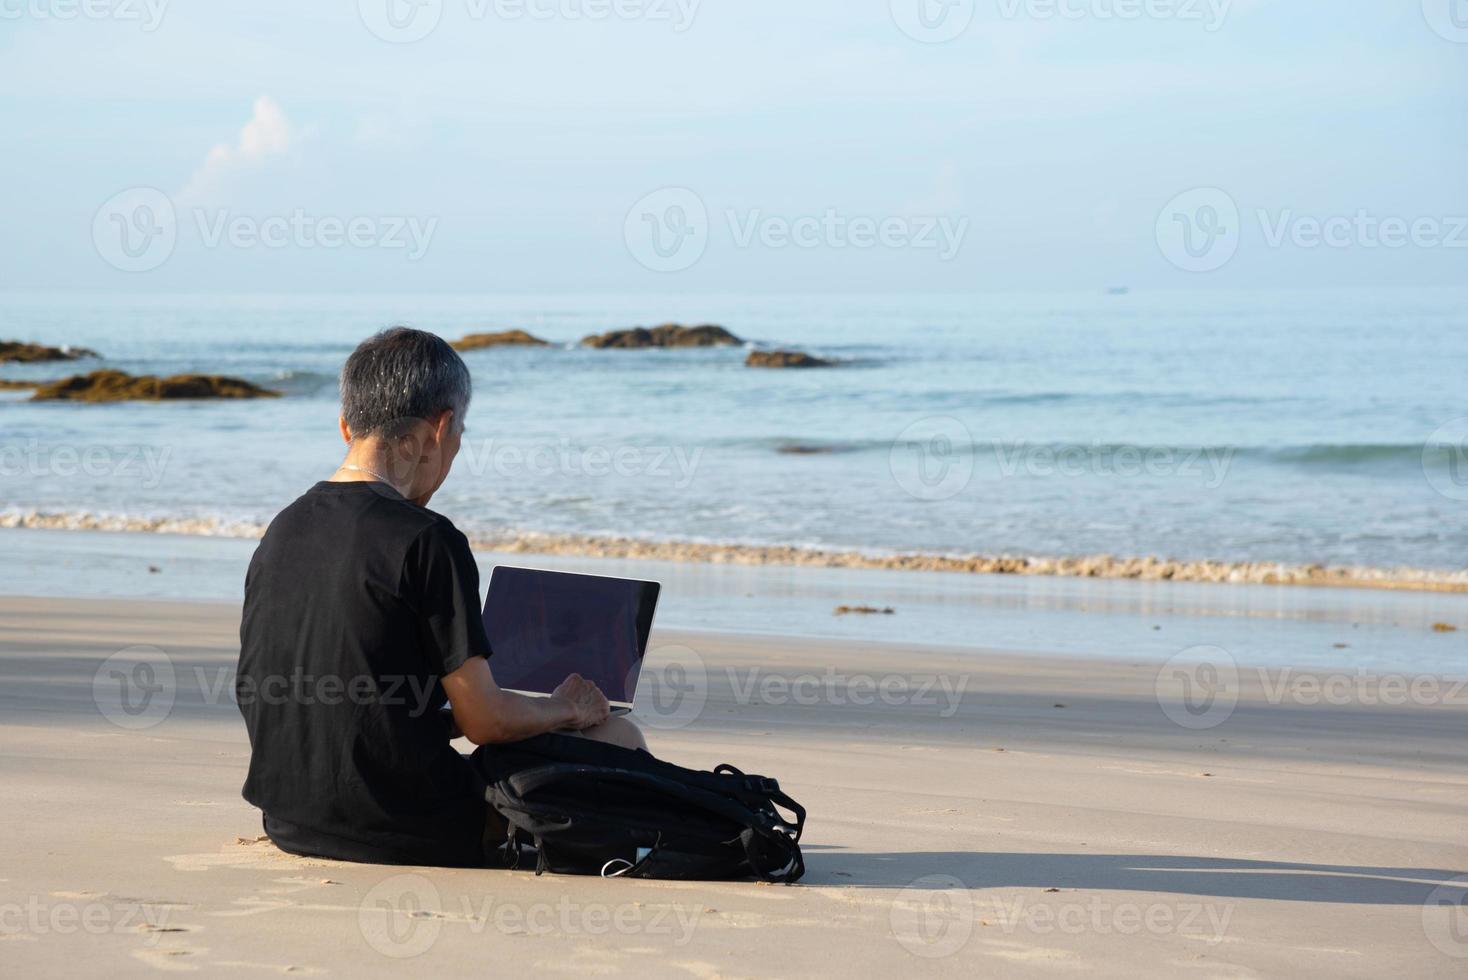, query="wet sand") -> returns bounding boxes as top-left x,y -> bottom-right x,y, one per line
1,595 -> 1465,977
